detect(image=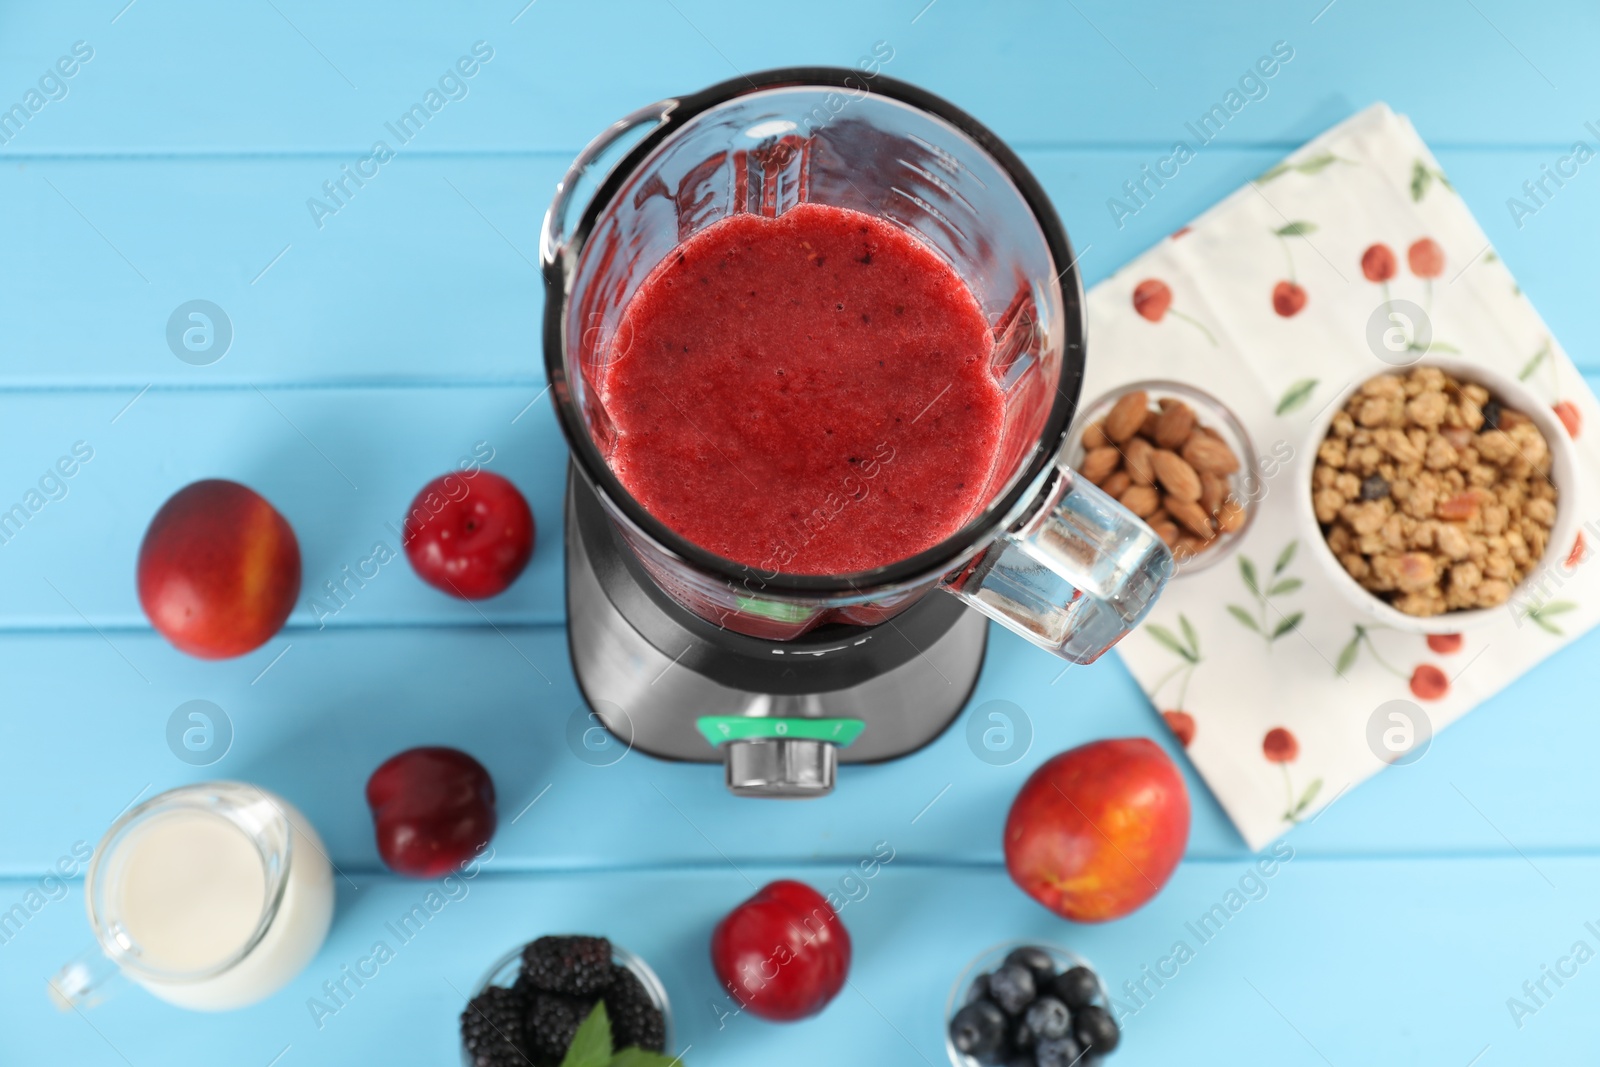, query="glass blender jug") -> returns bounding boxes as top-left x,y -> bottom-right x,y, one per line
544,67 -> 1171,666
